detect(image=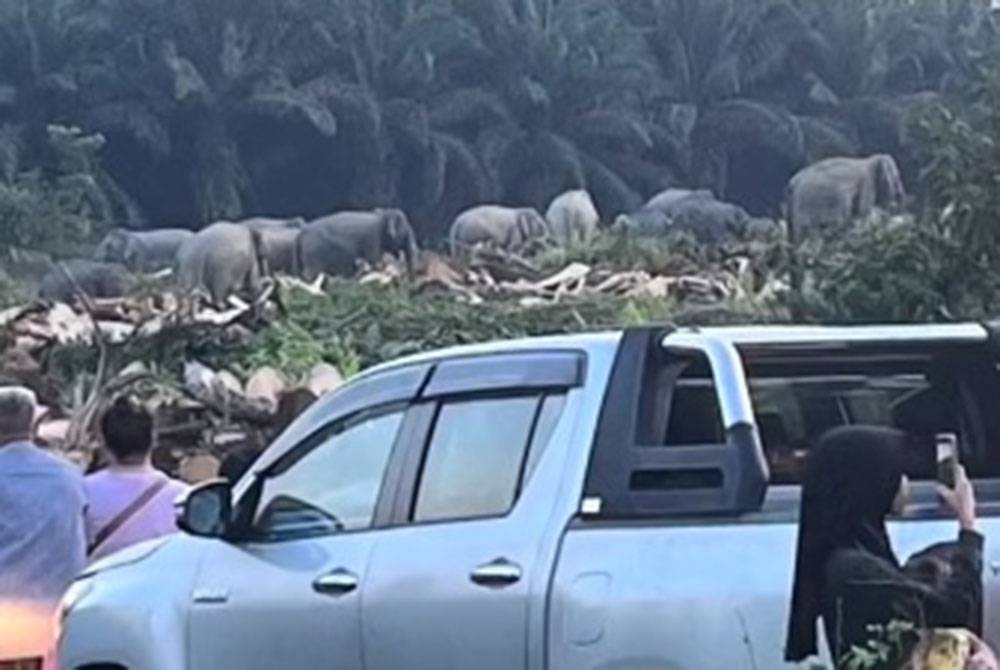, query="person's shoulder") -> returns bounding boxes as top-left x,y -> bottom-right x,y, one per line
163,476 -> 190,497
31,446 -> 84,481
825,548 -> 900,585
